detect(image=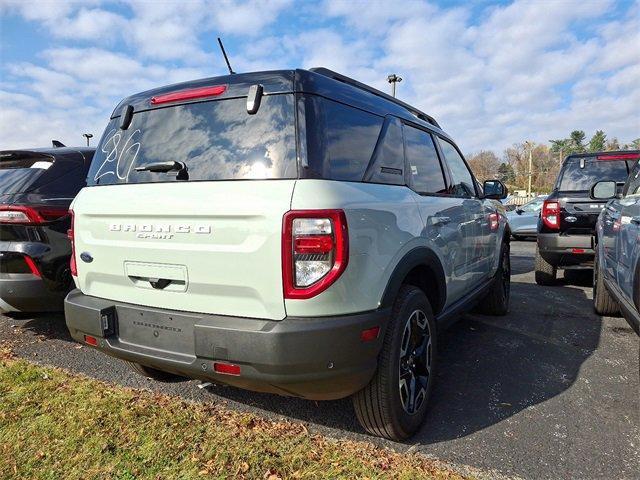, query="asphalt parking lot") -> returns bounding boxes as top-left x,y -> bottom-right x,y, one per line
1,241 -> 638,480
